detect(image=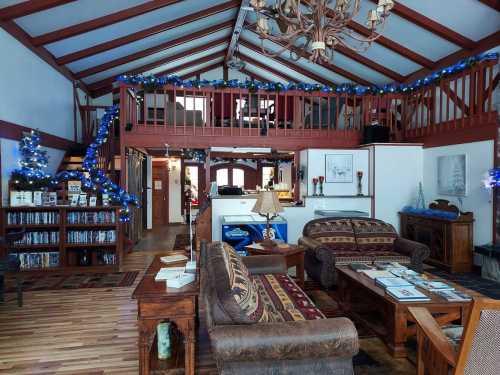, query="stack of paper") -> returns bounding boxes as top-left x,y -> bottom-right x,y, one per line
160,254 -> 188,264
155,267 -> 185,282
